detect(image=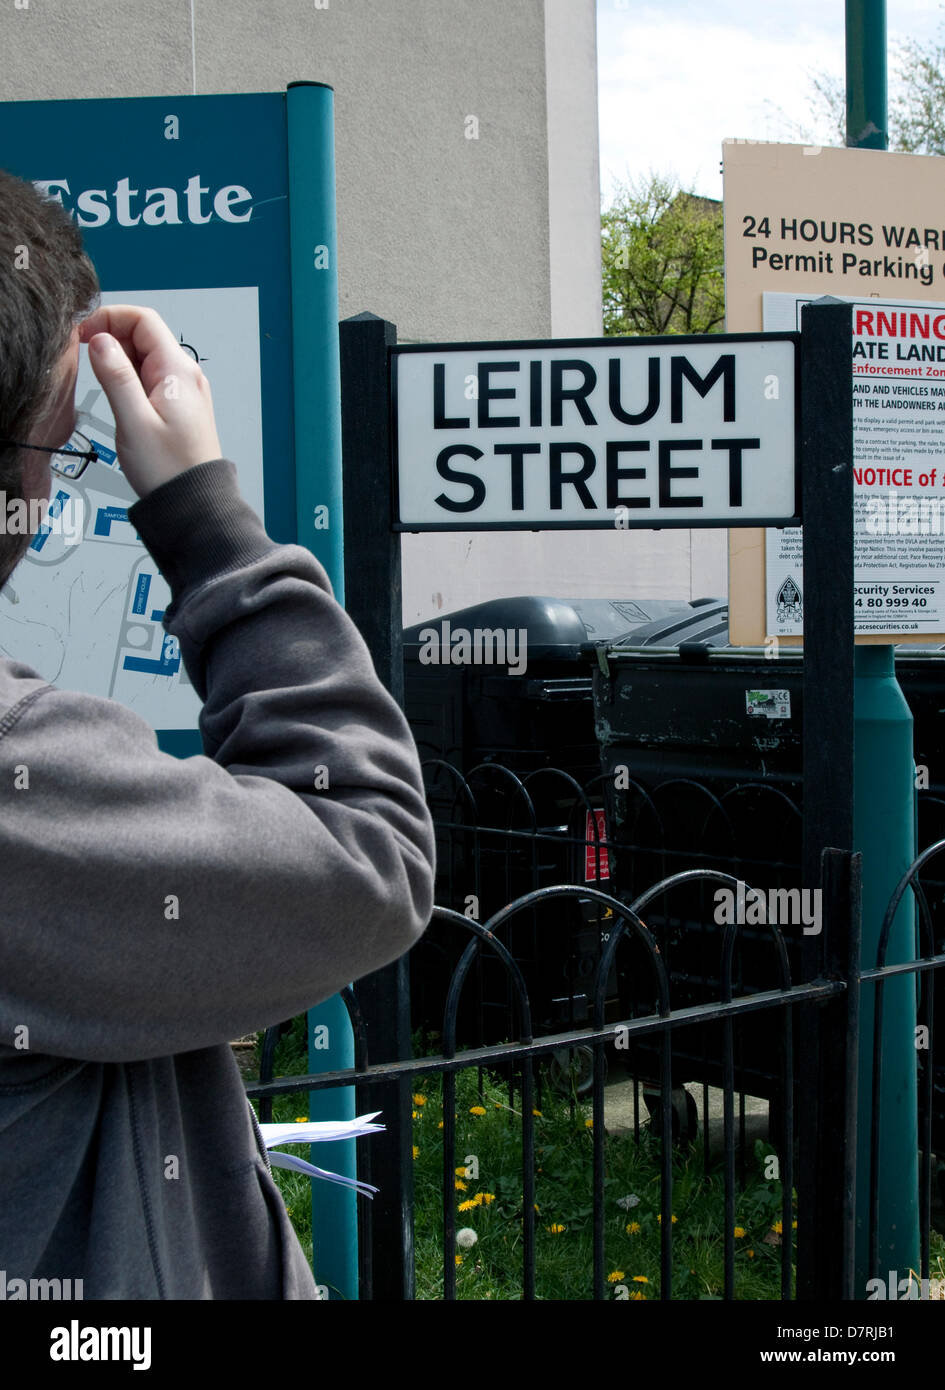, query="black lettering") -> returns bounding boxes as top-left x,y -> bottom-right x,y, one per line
433,363 -> 470,429
658,439 -> 702,508
529,360 -> 542,427
434,445 -> 487,512
495,442 -> 541,510
550,359 -> 597,426
478,362 -> 520,427
606,441 -> 649,508
712,437 -> 761,506
550,443 -> 597,510
609,356 -> 660,425
670,354 -> 735,423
